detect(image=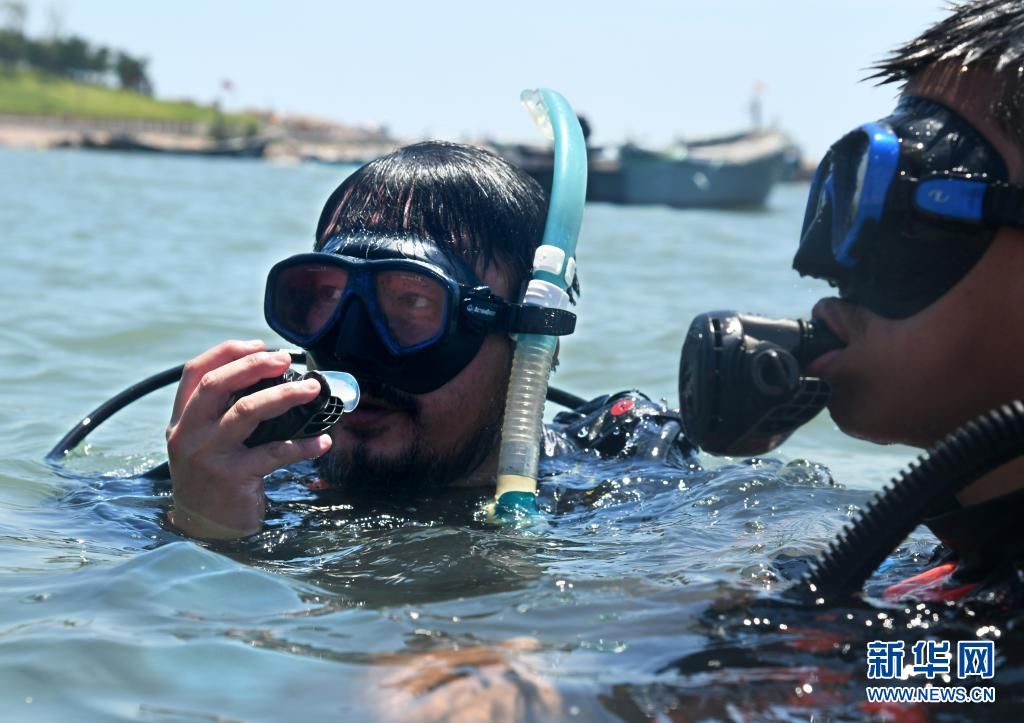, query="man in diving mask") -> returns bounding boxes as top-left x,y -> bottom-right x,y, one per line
166,142 -> 561,538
